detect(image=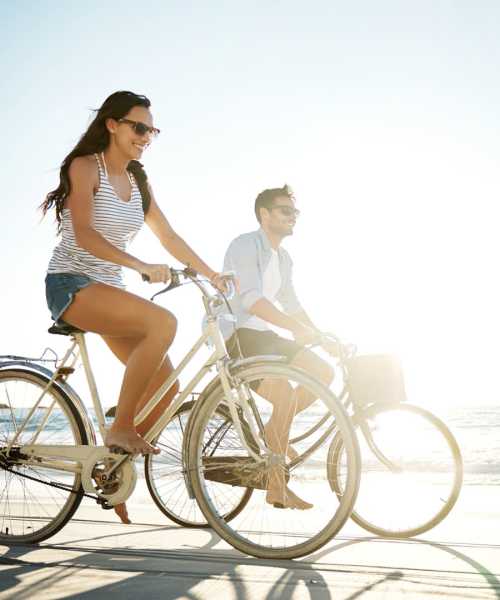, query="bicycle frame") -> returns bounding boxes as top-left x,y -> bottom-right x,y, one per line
287,355 -> 405,474
5,272 -> 269,505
